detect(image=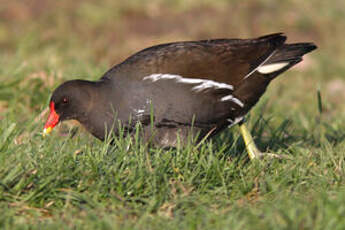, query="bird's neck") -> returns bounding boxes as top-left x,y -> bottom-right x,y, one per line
76,80 -> 117,140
